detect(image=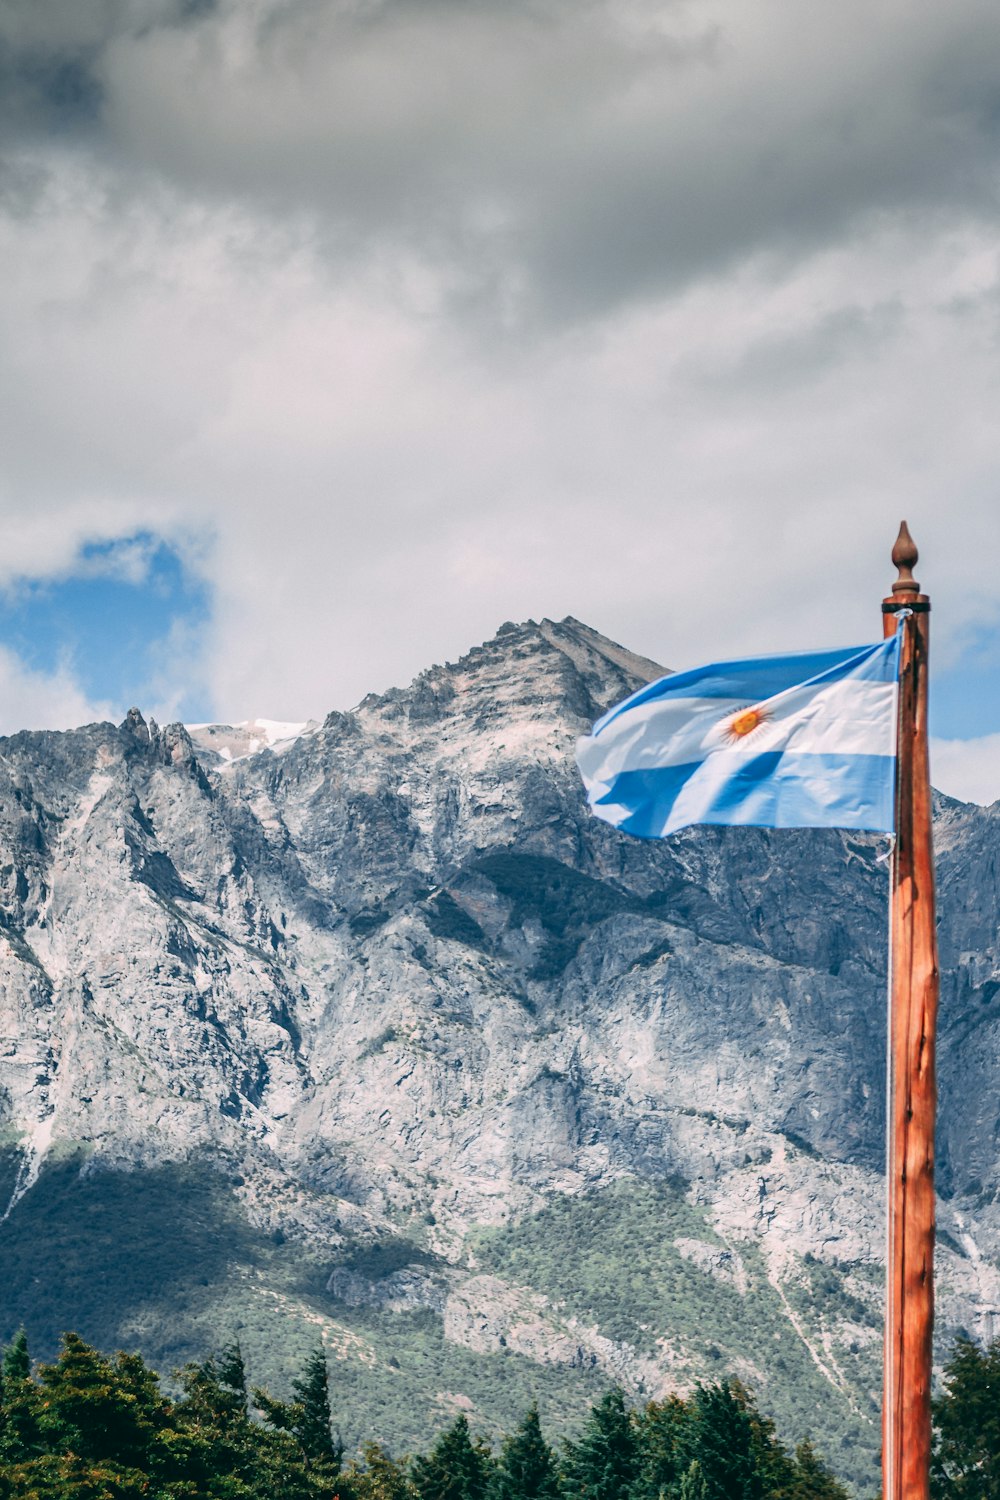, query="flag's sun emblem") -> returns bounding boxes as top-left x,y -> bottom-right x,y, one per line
721,705 -> 772,744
